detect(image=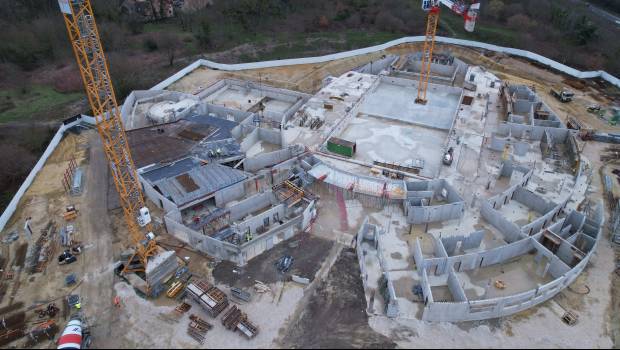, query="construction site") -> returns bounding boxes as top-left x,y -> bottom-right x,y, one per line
0,0 -> 620,348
